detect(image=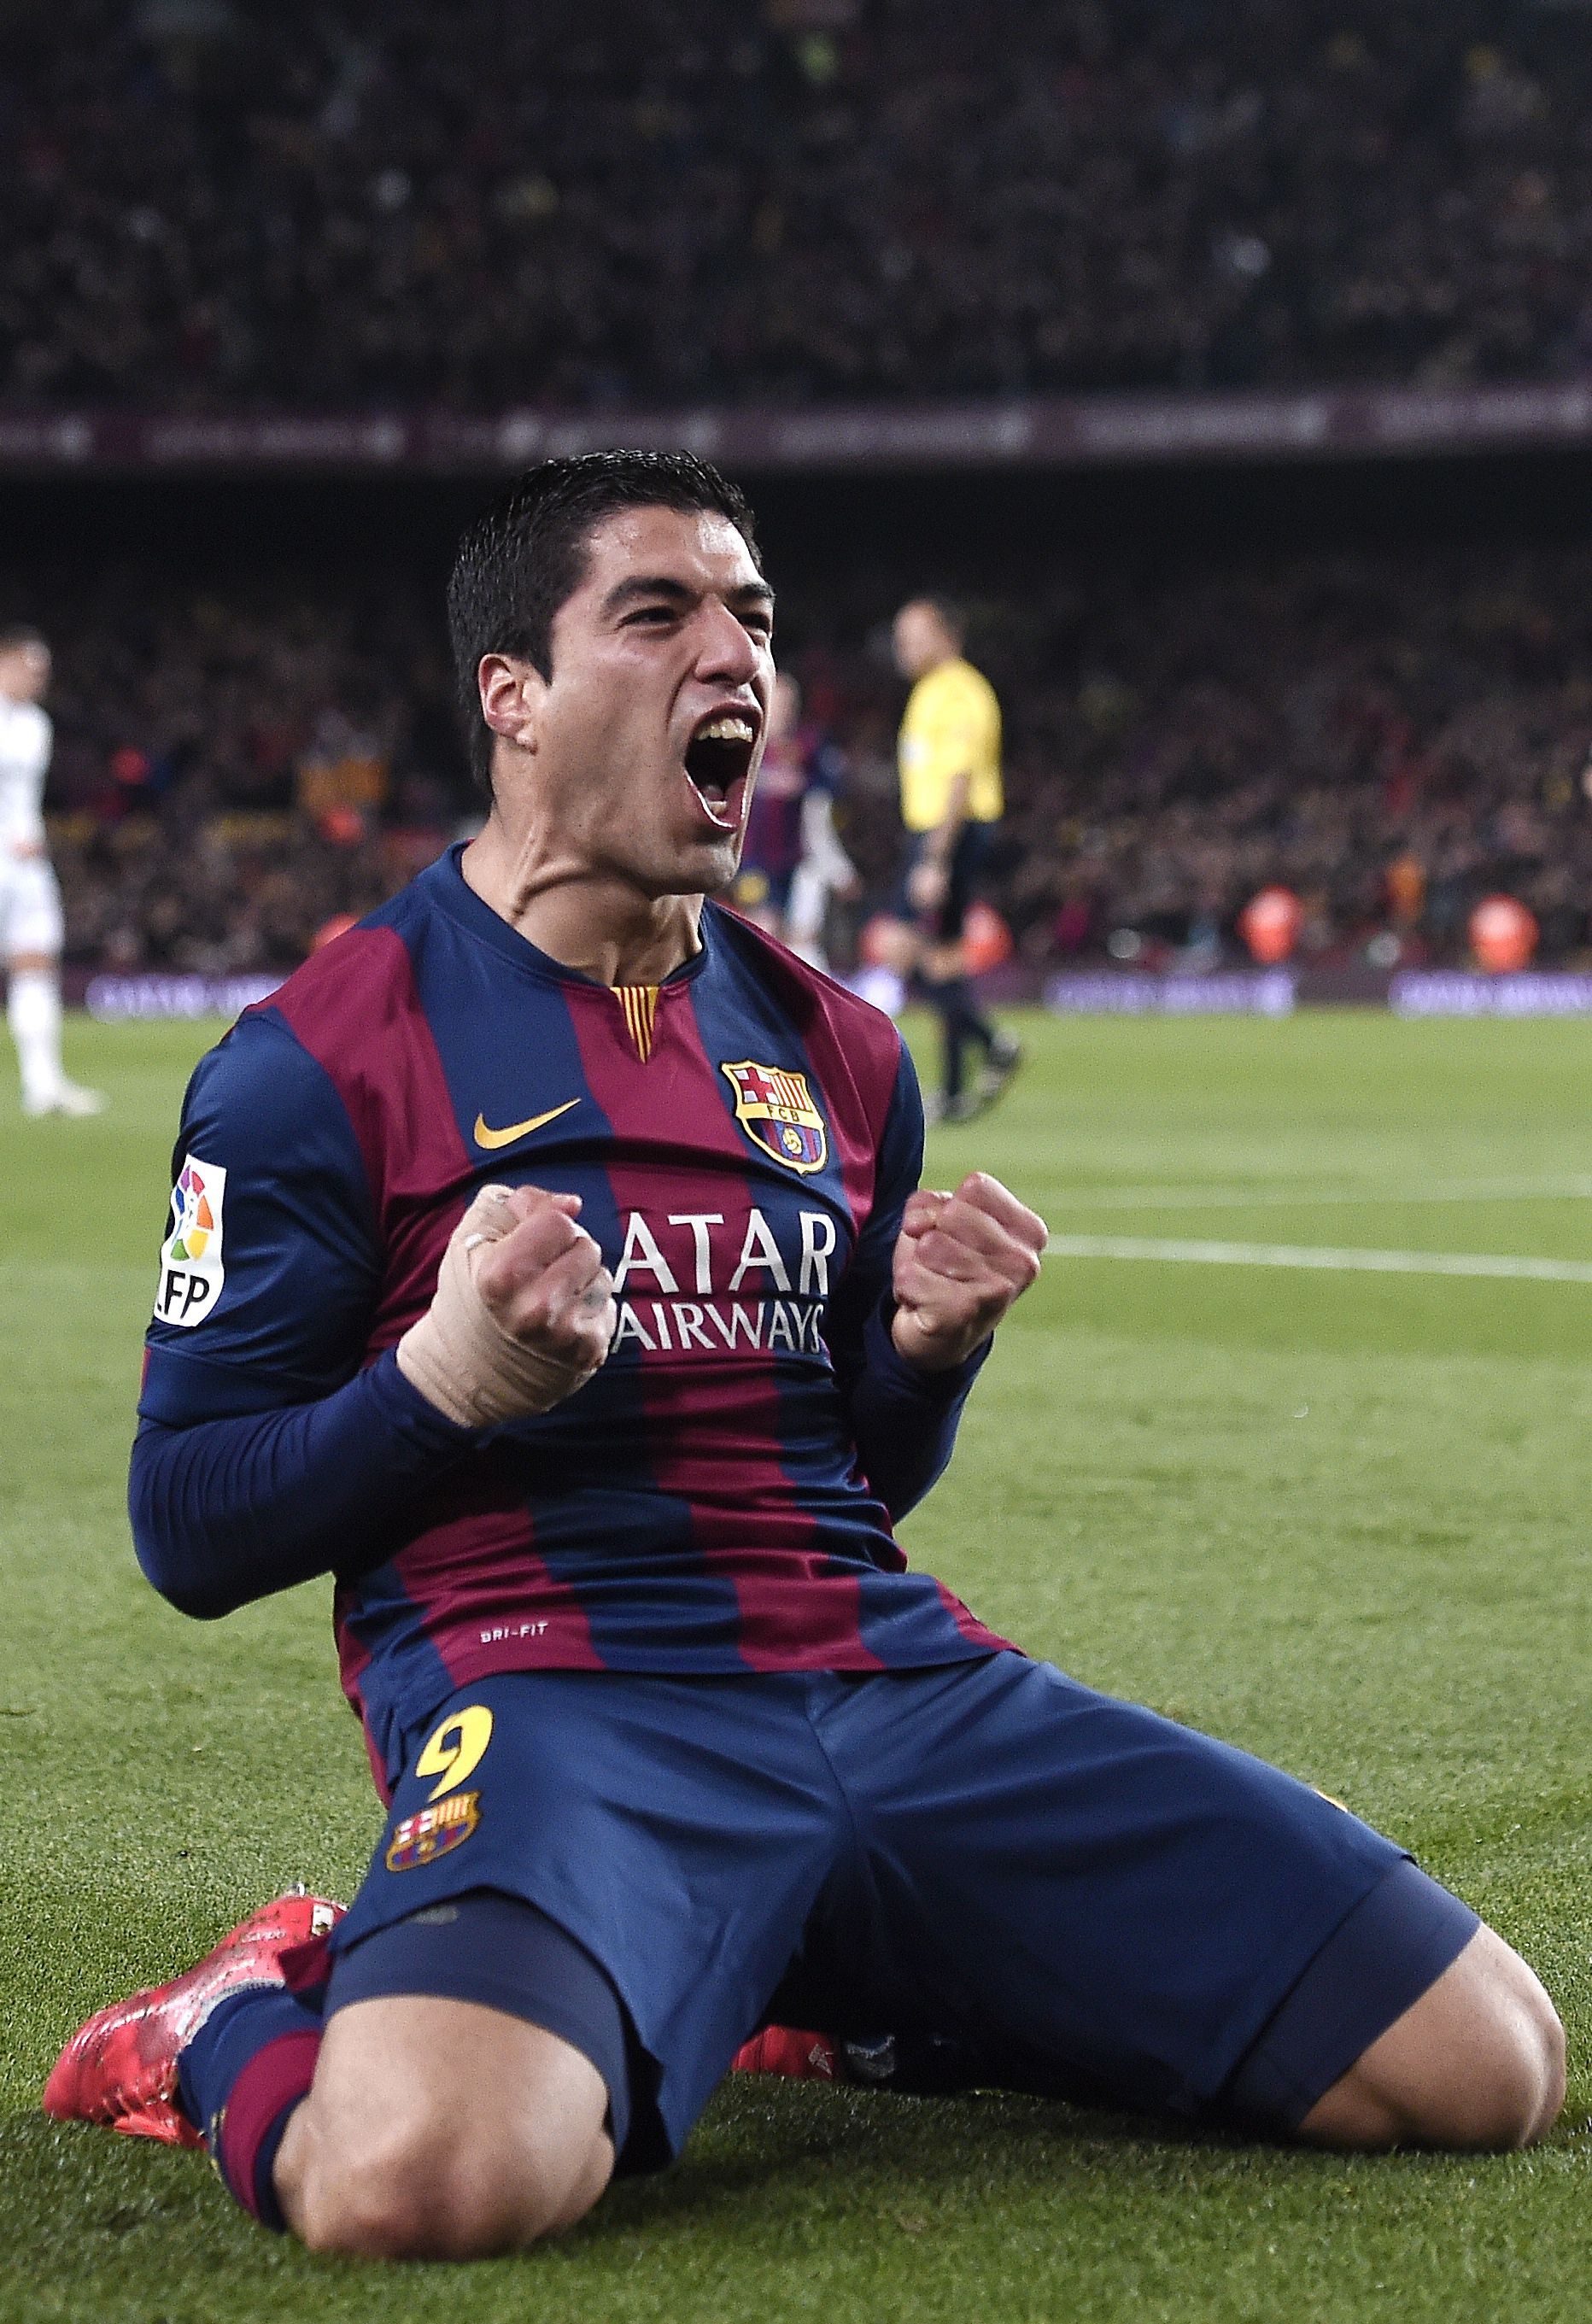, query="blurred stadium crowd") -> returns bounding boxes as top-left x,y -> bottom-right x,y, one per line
989,544 -> 1592,973
31,539 -> 1592,975
36,569 -> 458,975
7,0 -> 1592,412
9,0 -> 1591,981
